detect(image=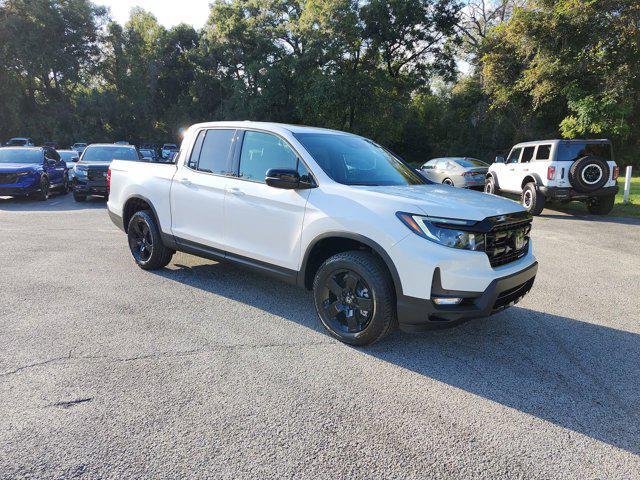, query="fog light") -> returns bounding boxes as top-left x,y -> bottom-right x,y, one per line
432,297 -> 463,306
